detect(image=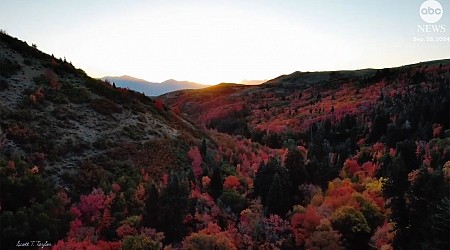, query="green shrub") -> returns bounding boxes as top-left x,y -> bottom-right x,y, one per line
66,88 -> 91,104
62,85 -> 91,104
122,125 -> 144,140
23,57 -> 33,66
33,75 -> 49,86
0,79 -> 8,91
91,98 -> 123,115
219,190 -> 249,214
46,91 -> 69,104
0,58 -> 21,78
